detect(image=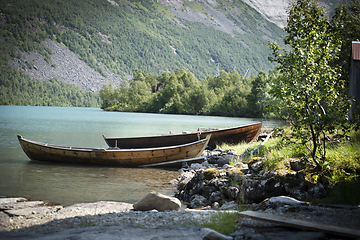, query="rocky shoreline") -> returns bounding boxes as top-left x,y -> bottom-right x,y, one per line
1,146 -> 360,239
1,195 -> 359,239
